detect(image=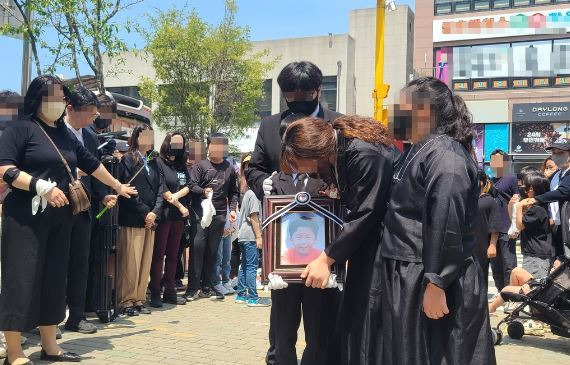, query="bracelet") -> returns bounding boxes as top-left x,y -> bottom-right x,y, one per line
29,177 -> 39,194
